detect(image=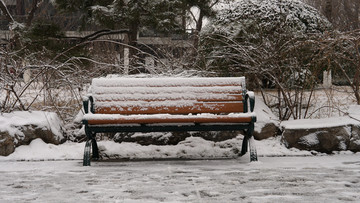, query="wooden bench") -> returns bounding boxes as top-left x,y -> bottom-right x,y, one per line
82,77 -> 257,166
